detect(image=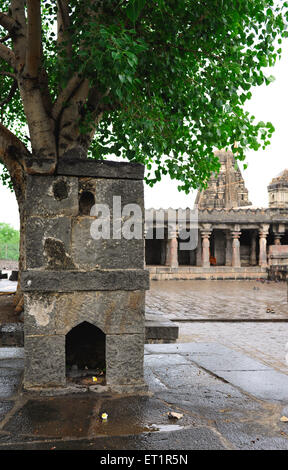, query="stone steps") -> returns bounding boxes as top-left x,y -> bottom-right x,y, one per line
148,266 -> 268,281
